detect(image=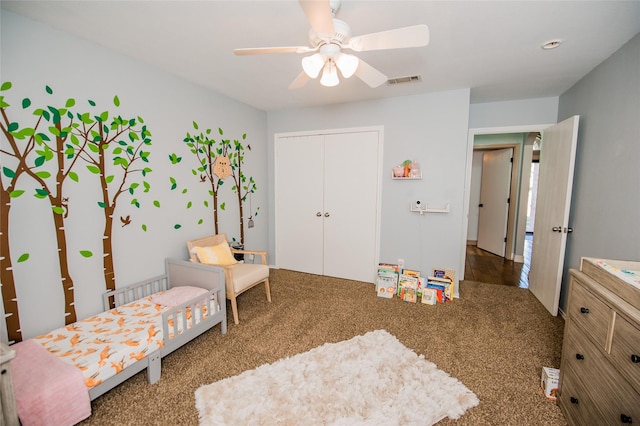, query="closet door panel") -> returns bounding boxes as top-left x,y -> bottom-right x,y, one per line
275,135 -> 324,275
323,131 -> 379,283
